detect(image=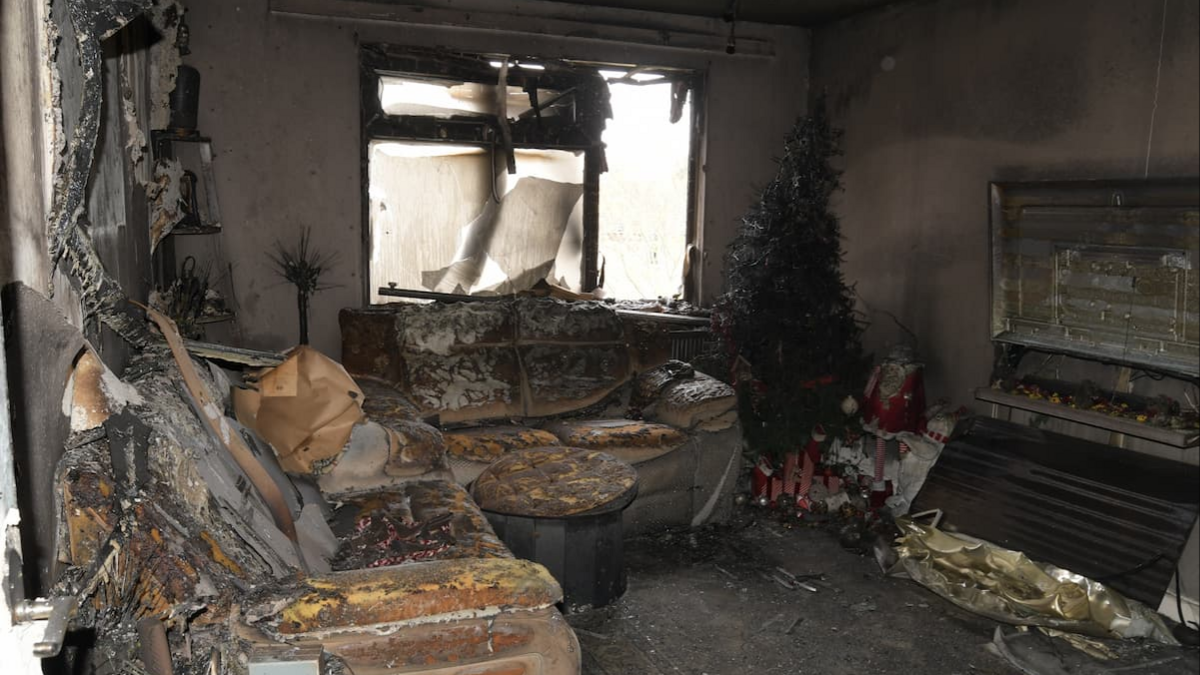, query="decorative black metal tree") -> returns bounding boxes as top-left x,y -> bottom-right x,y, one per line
268,228 -> 336,345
